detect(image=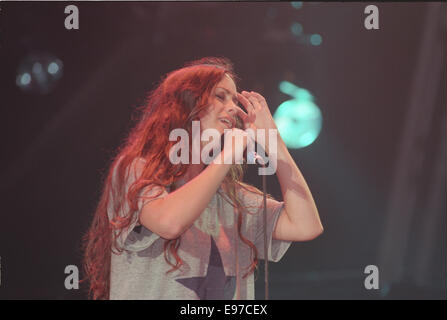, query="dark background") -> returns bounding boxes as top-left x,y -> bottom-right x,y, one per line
0,1 -> 446,299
